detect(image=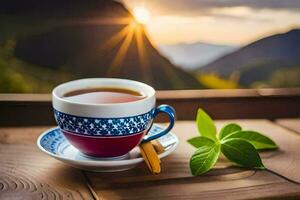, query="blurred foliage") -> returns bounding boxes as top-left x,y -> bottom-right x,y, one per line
270,67 -> 300,87
0,40 -> 33,92
252,67 -> 300,88
198,65 -> 300,89
0,39 -> 72,93
197,73 -> 239,89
